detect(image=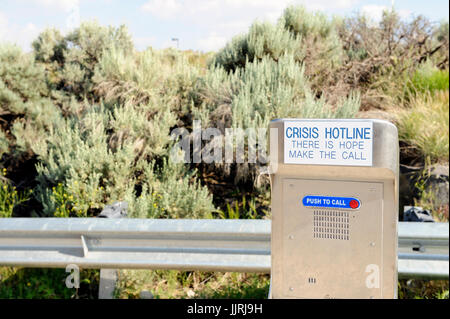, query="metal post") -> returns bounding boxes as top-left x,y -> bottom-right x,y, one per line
98,202 -> 127,299
171,38 -> 179,49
